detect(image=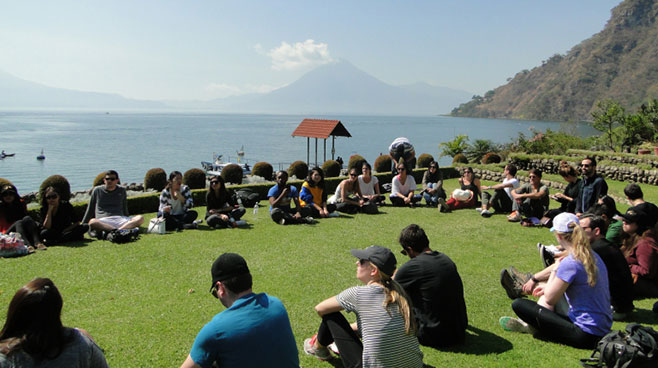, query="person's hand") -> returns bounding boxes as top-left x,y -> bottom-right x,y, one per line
522,279 -> 536,294
632,273 -> 639,284
322,209 -> 329,217
163,206 -> 172,213
293,212 -> 302,219
532,285 -> 545,297
220,214 -> 229,221
47,202 -> 57,212
403,197 -> 411,204
359,199 -> 365,206
281,187 -> 289,196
